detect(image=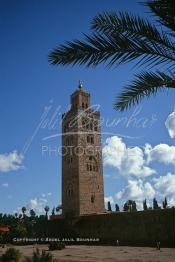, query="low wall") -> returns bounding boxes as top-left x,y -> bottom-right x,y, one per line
46,209 -> 175,247
74,209 -> 175,246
